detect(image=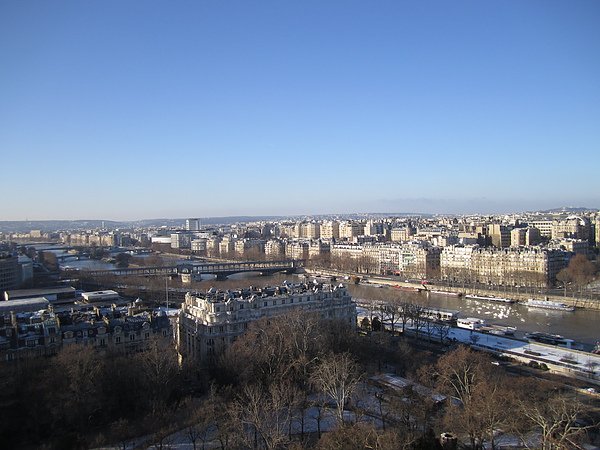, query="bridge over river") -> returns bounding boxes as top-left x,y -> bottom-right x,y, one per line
82,259 -> 305,280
